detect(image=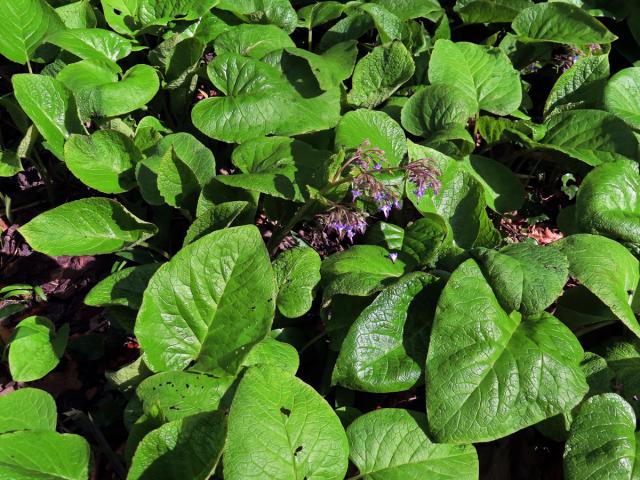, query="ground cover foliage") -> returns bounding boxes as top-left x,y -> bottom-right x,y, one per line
2,0 -> 640,478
